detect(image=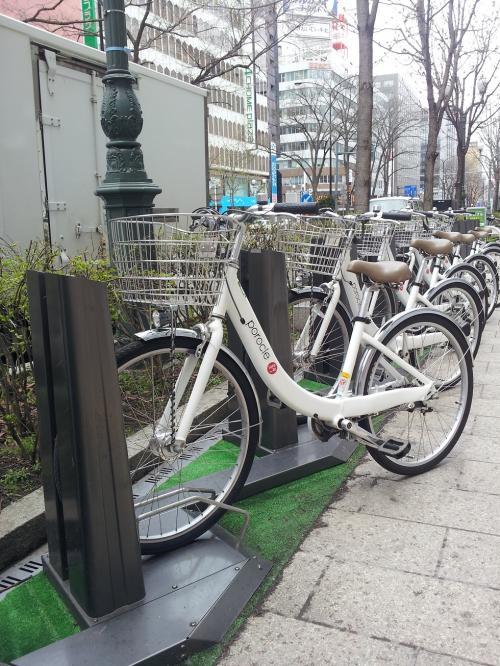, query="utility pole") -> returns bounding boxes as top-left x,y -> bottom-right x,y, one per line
329,93 -> 333,202
96,0 -> 161,243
